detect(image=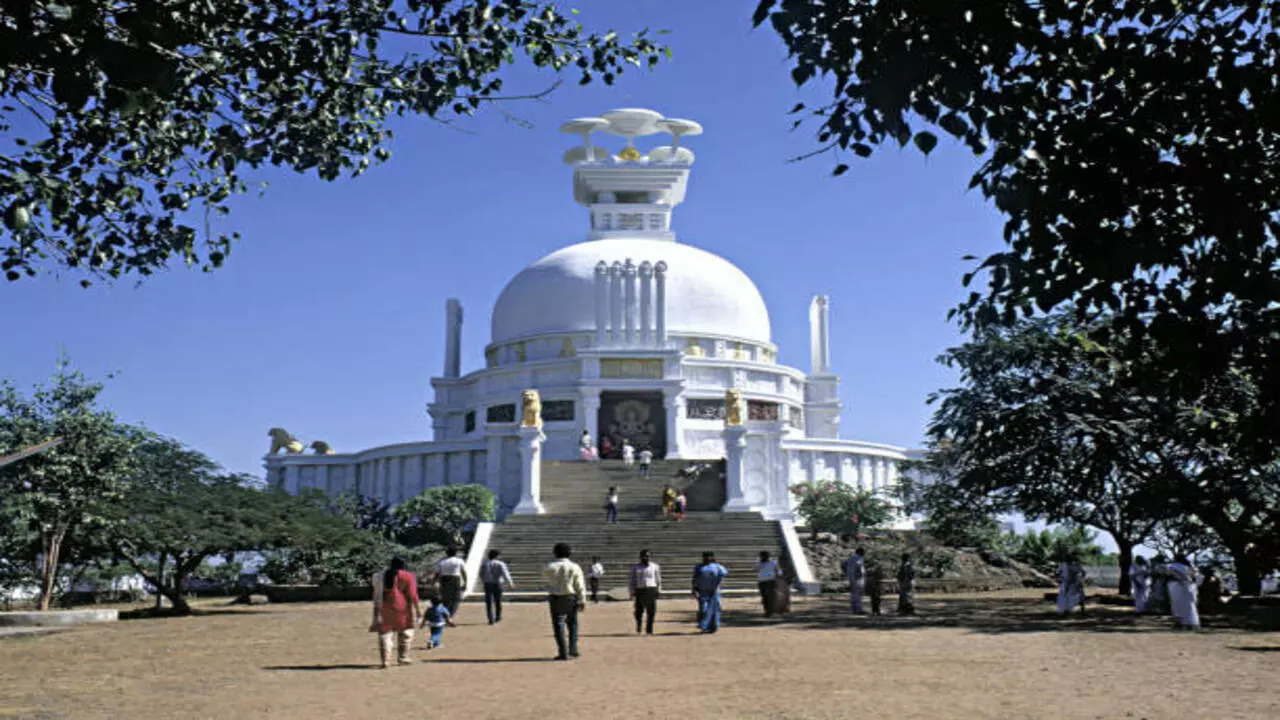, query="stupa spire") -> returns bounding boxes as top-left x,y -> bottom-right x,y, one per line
560,108 -> 703,242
